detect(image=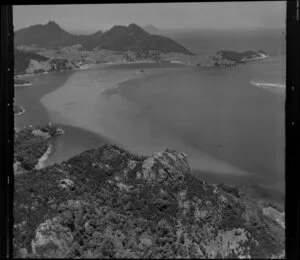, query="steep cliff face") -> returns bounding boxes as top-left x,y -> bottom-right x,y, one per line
14,144 -> 285,258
